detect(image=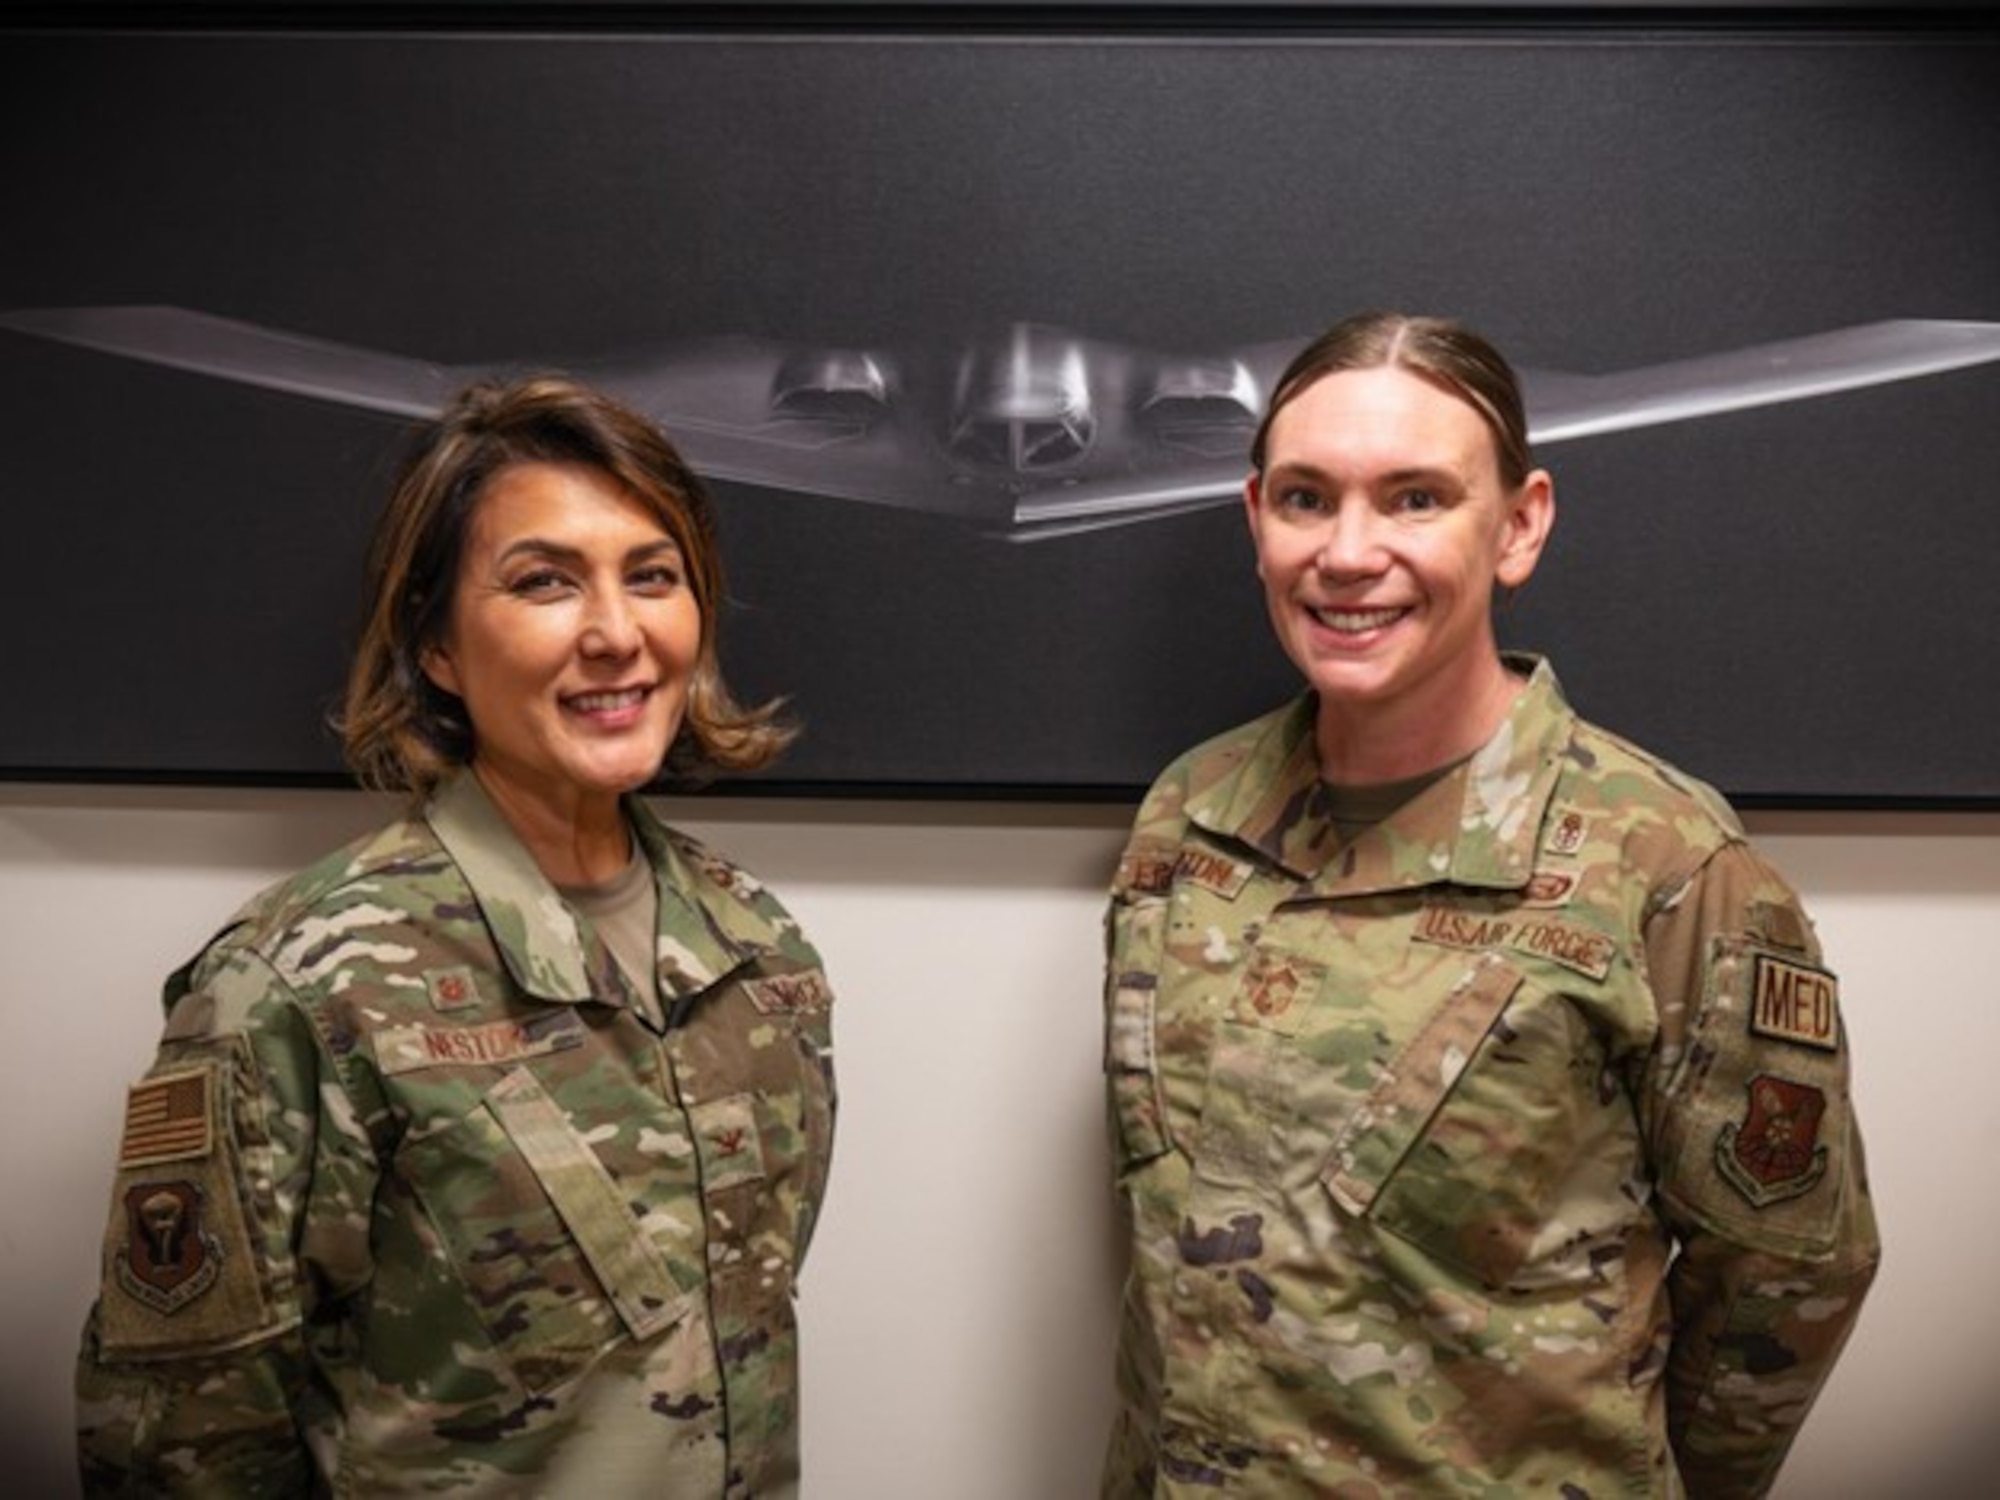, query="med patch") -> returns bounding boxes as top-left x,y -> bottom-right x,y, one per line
1748,953 -> 1840,1053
